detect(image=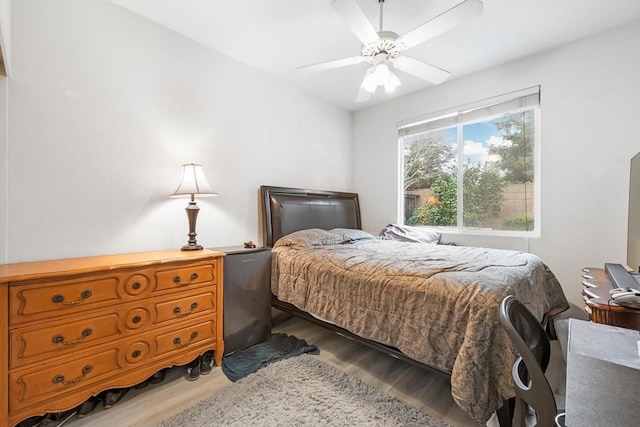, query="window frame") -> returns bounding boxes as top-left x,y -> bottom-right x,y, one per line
397,87 -> 541,238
